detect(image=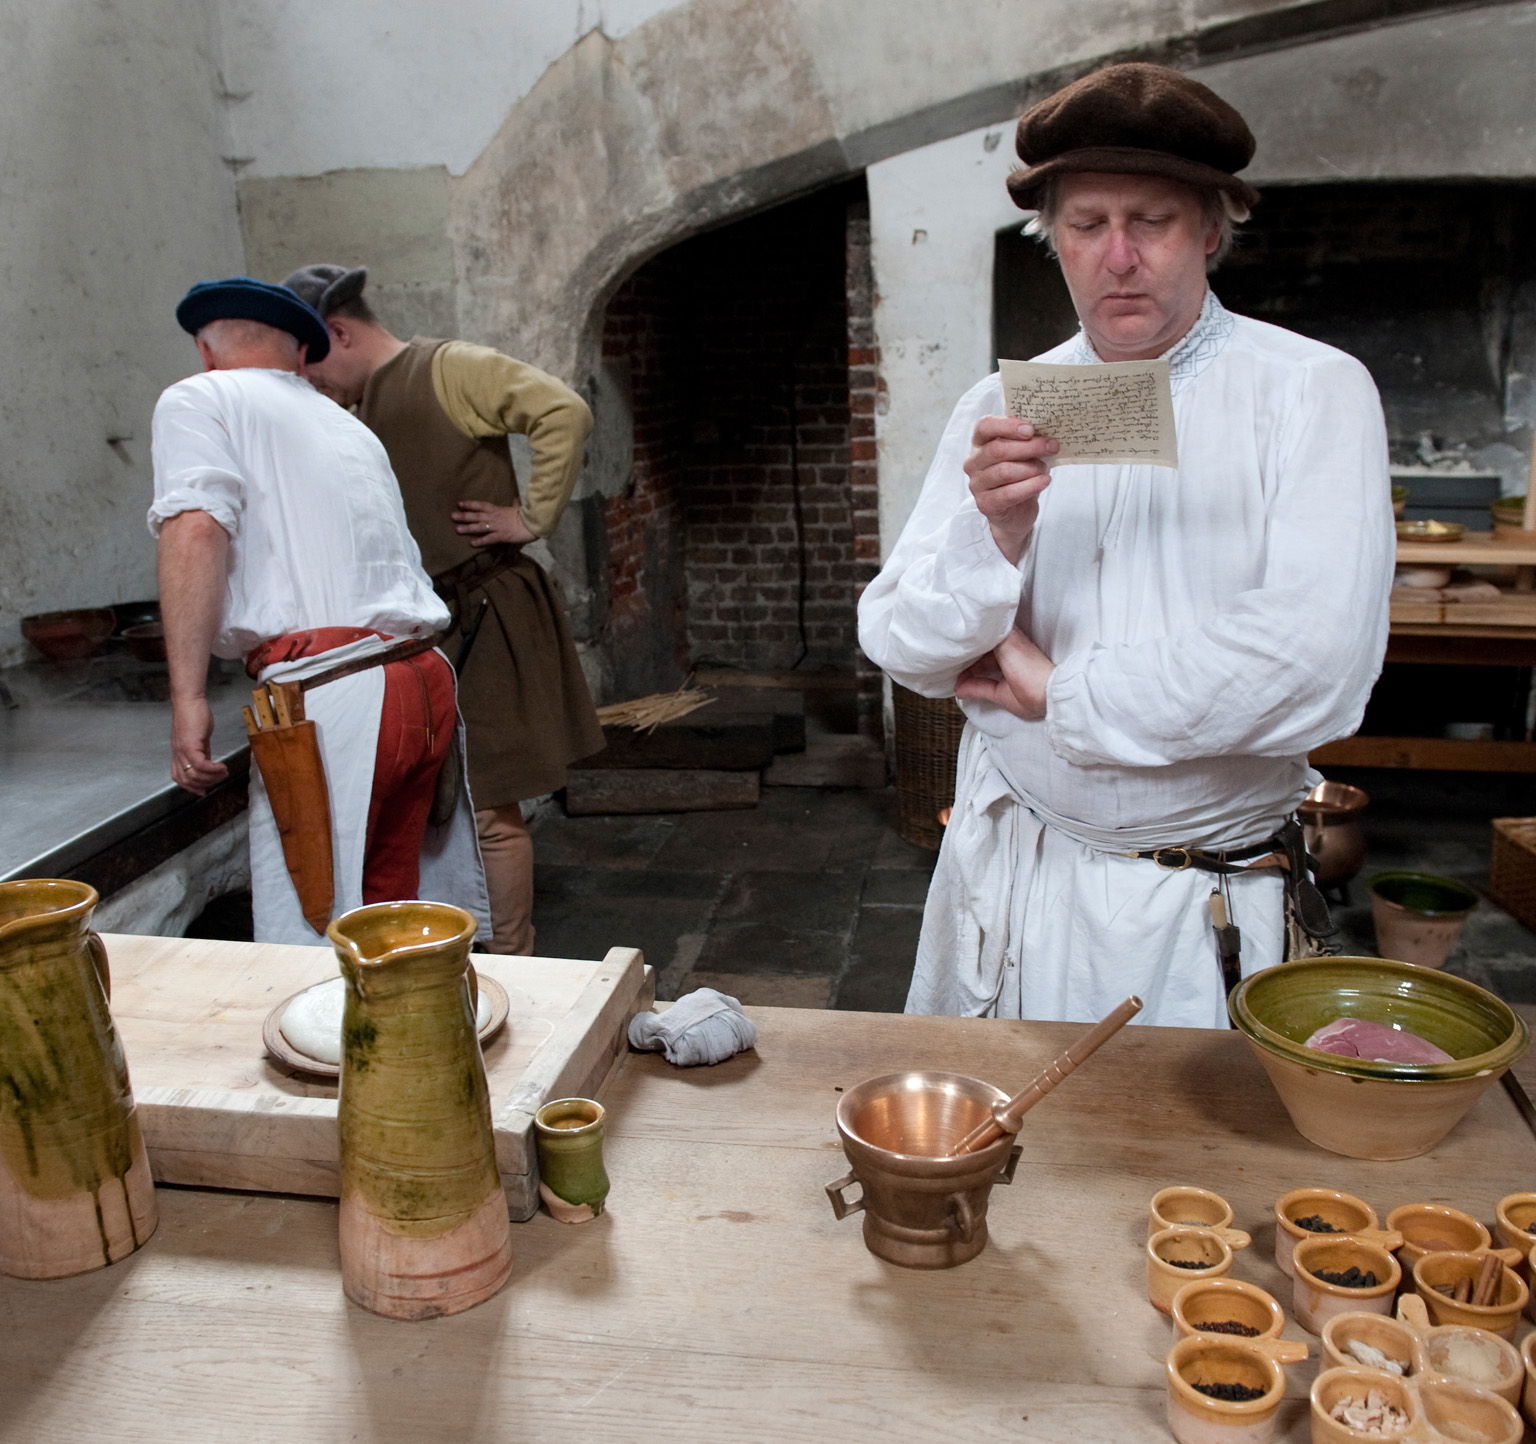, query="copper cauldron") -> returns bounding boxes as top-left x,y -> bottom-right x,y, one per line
824,1071 -> 1021,1269
1298,781 -> 1369,891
